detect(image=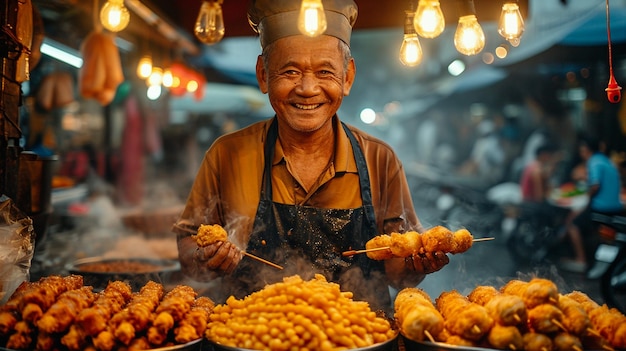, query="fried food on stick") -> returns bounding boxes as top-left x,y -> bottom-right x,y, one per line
501,278 -> 559,309
565,291 -> 625,349
421,226 -> 455,253
174,296 -> 215,344
5,320 -> 34,350
553,332 -> 583,351
487,324 -> 523,351
390,231 -> 422,258
193,224 -> 228,246
436,290 -> 494,341
147,285 -> 197,346
468,285 -> 527,327
557,294 -> 592,336
394,288 -> 444,342
365,234 -> 394,260
451,228 -> 473,254
522,332 -> 553,351
37,286 -> 96,334
527,303 -> 565,334
76,280 -> 133,336
468,285 -> 499,307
